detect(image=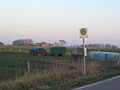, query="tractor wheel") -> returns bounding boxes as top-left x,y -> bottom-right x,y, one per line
39,50 -> 47,56
30,52 -> 35,56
